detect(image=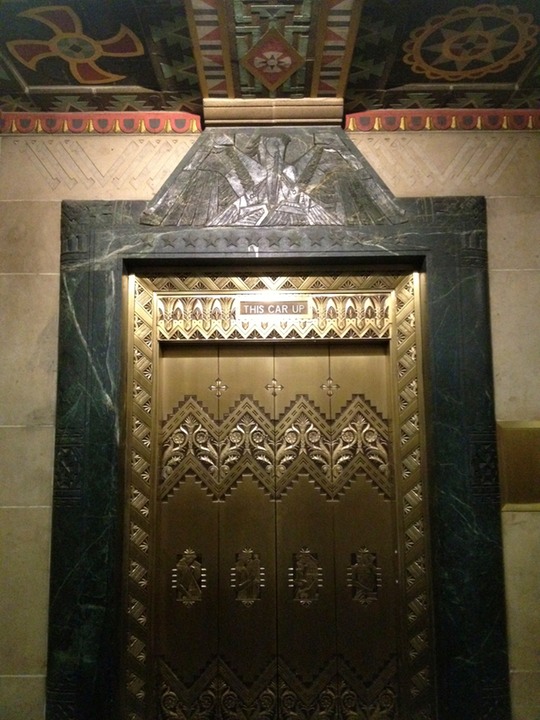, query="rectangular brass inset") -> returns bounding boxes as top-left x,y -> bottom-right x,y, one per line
498,421 -> 540,506
157,290 -> 392,342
